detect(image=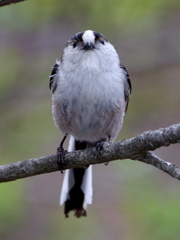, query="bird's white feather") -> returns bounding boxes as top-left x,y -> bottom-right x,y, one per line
82,30 -> 95,44
60,135 -> 75,205
81,165 -> 93,209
